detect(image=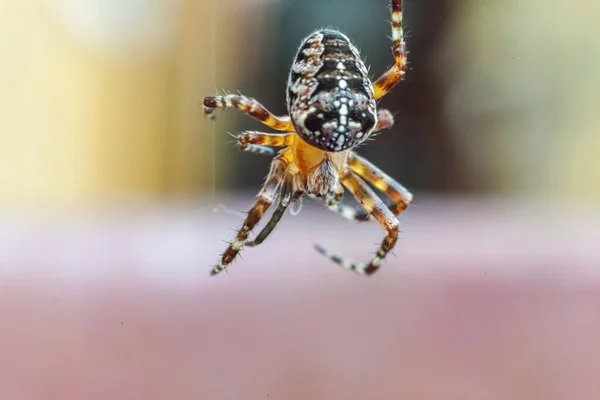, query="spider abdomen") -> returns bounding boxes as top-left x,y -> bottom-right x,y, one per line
287,29 -> 377,153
